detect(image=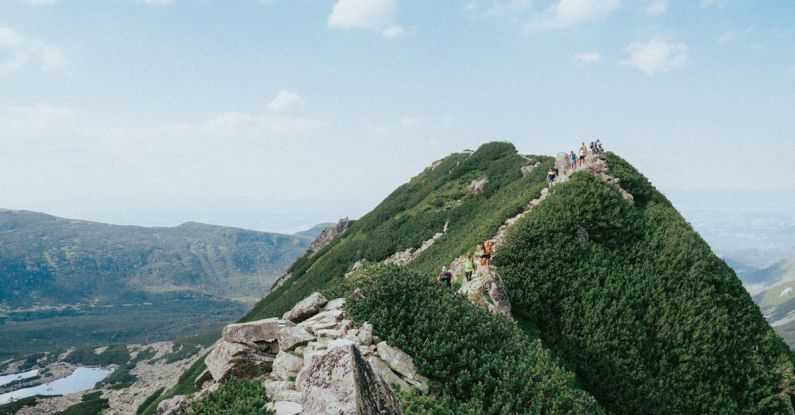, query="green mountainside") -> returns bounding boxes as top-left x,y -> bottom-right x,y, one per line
157,142 -> 795,414
0,211 -> 321,358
